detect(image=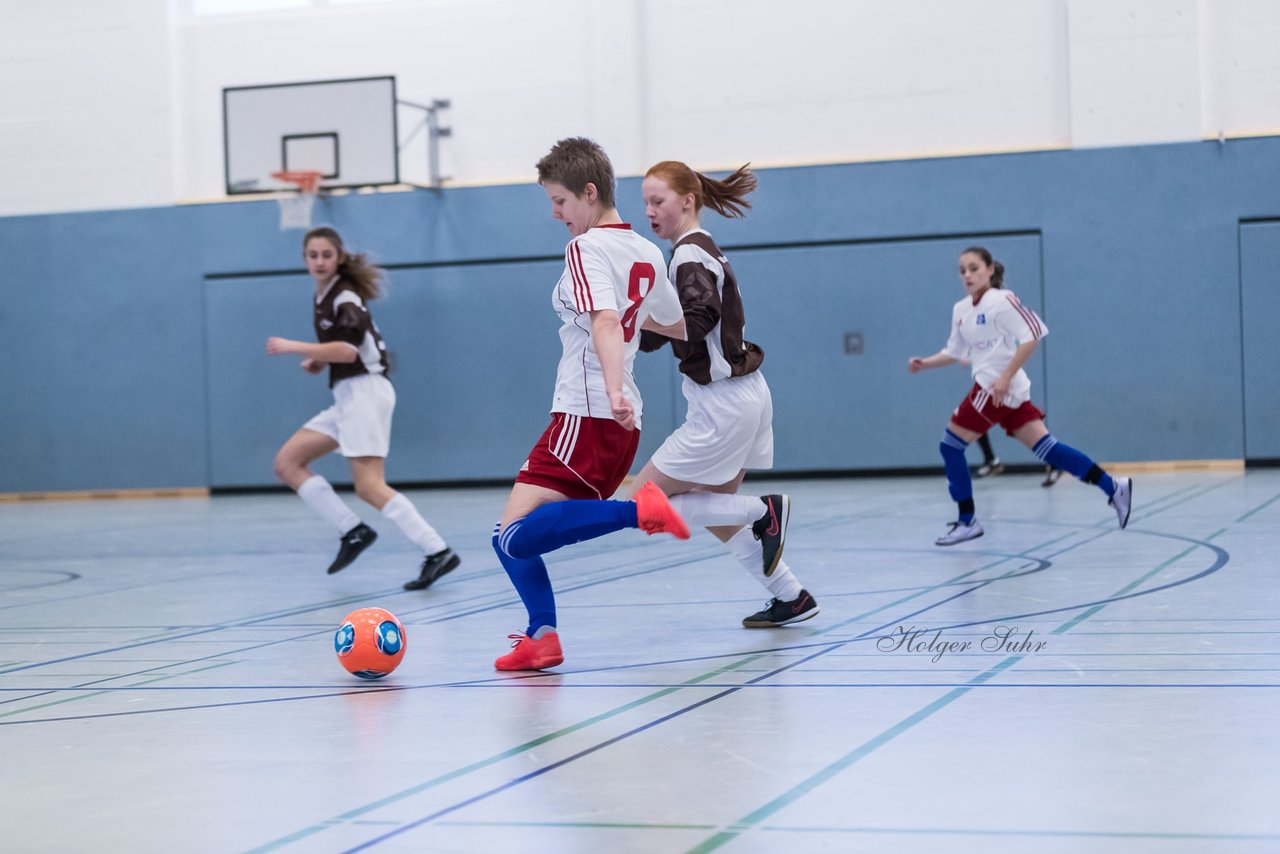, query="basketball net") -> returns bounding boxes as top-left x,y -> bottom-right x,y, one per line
272,170 -> 323,230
